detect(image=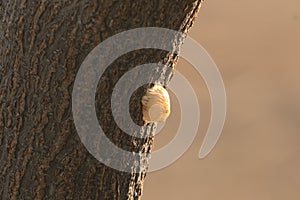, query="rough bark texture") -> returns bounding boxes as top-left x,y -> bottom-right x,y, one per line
0,0 -> 201,199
